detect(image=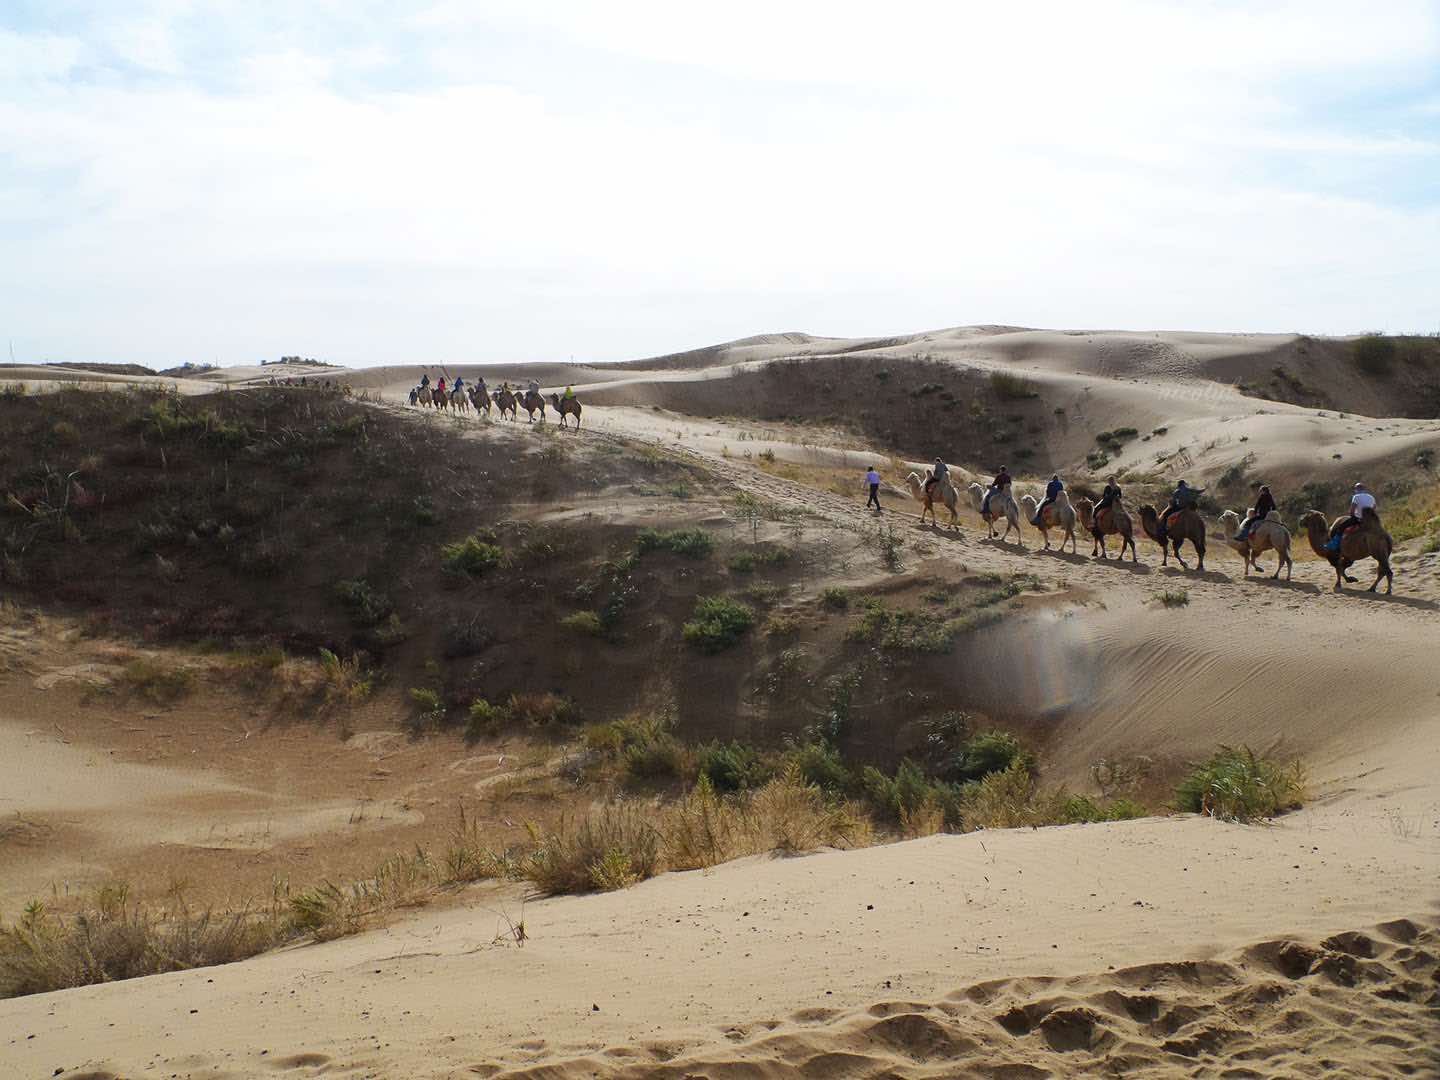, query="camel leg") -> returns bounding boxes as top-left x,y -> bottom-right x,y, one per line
1128,535 -> 1138,562
1172,542 -> 1187,569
